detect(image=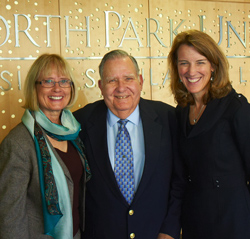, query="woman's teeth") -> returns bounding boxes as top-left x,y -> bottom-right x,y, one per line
188,78 -> 200,83
49,96 -> 63,100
